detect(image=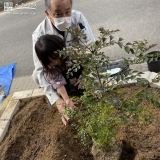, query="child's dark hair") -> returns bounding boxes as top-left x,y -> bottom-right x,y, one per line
35,35 -> 66,79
